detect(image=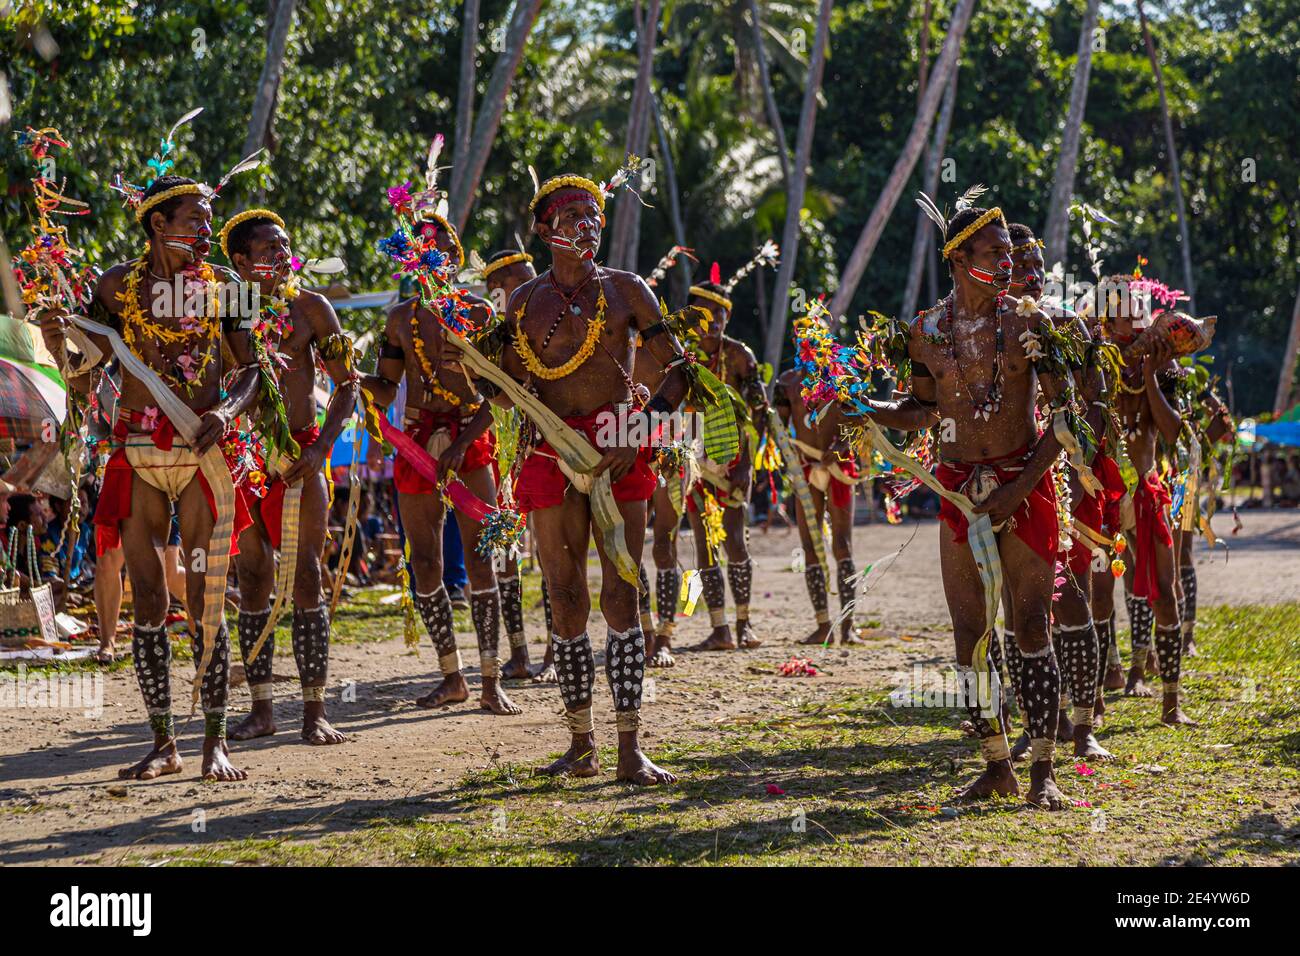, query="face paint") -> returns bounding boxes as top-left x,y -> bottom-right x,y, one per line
162,232 -> 211,261
967,265 -> 1003,286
